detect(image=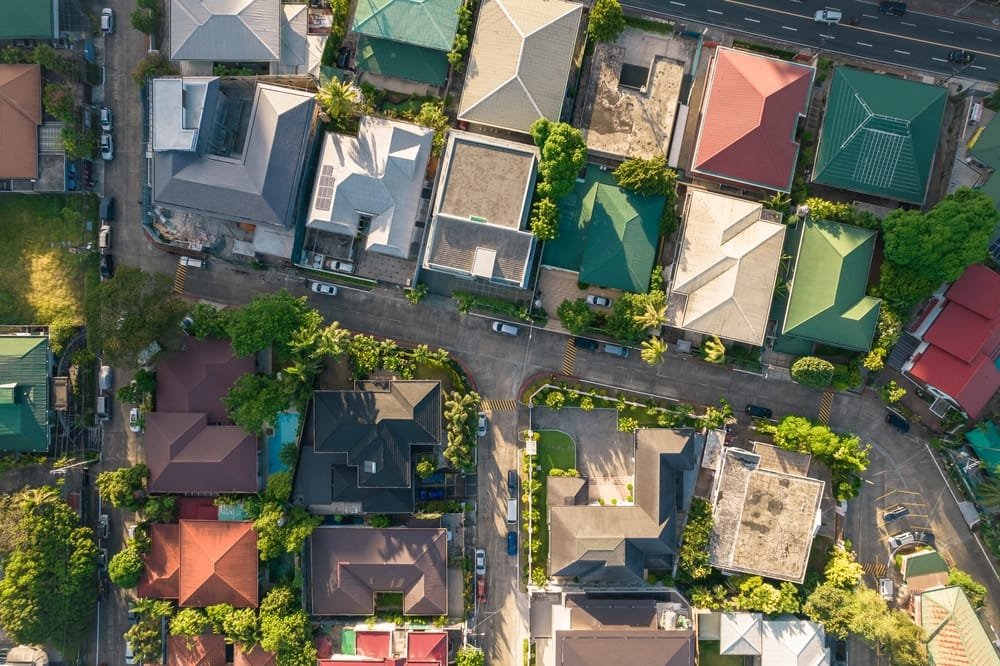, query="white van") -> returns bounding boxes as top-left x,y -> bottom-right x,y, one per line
878,578 -> 894,601
96,395 -> 111,421
98,224 -> 111,252
814,8 -> 842,23
179,256 -> 205,268
491,321 -> 520,337
602,343 -> 630,358
98,365 -> 113,393
506,498 -> 518,524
